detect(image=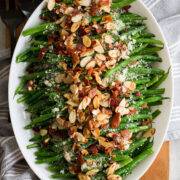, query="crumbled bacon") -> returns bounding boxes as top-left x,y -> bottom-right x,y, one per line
122,5 -> 131,12
38,48 -> 47,60
88,144 -> 98,155
76,152 -> 85,165
110,97 -> 119,106
120,130 -> 131,139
